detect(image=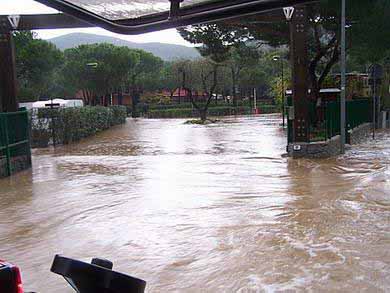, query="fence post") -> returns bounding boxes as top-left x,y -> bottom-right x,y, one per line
3,115 -> 11,176
24,111 -> 32,167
